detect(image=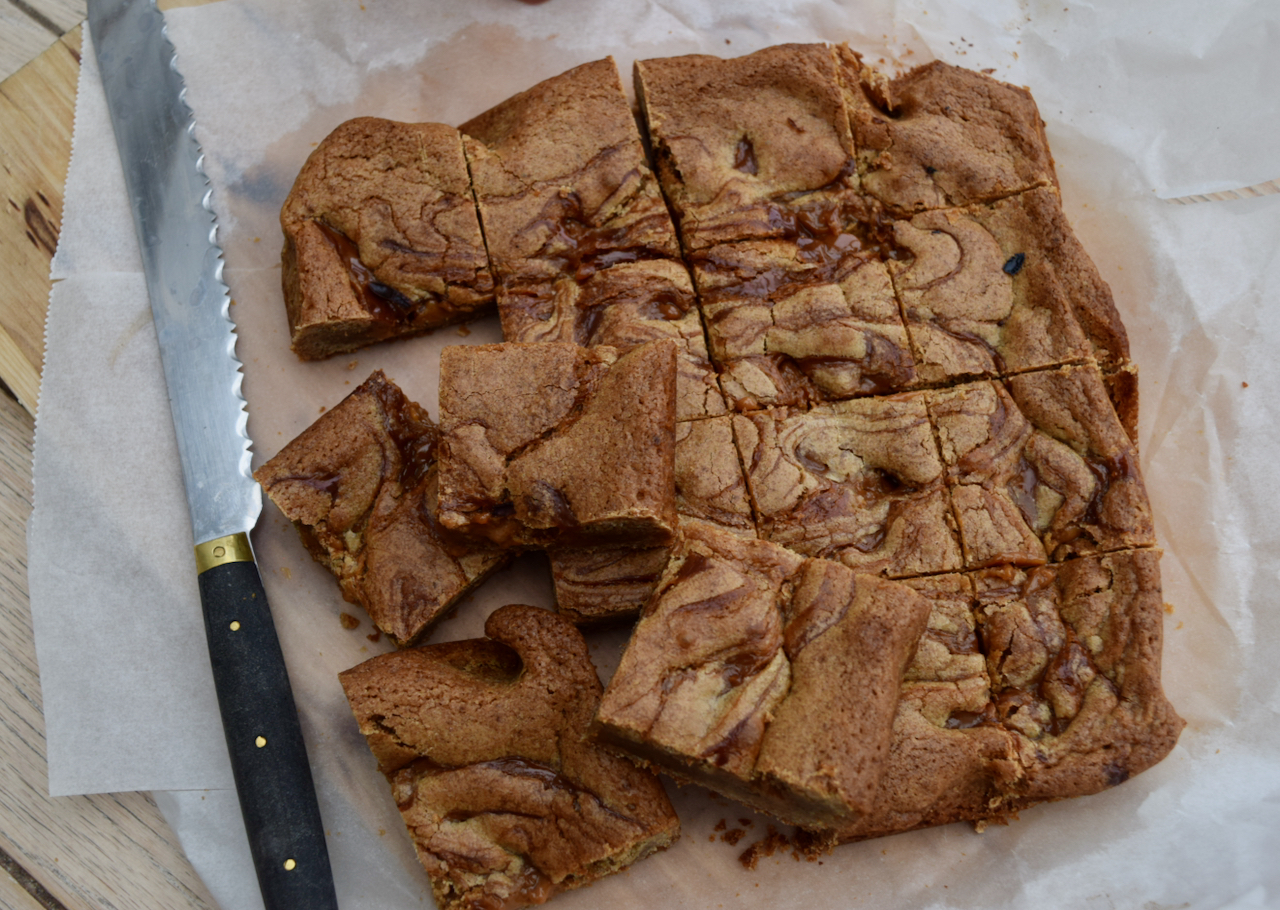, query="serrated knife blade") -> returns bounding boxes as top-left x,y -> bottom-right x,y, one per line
87,1 -> 339,906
